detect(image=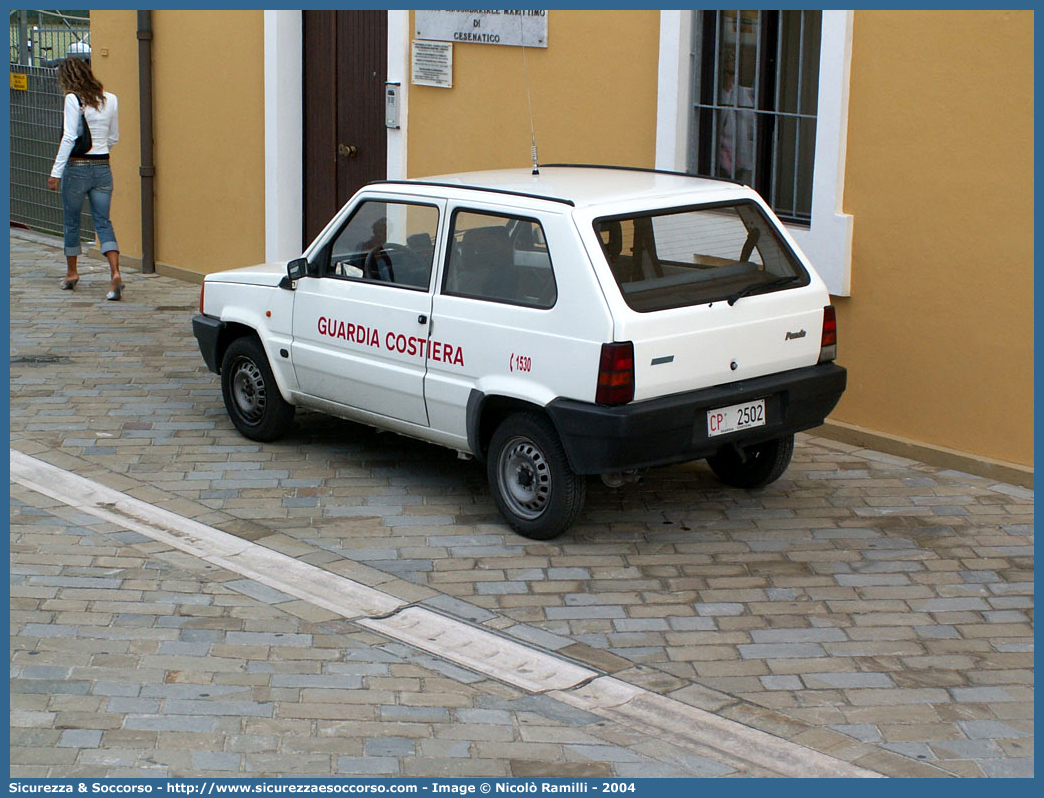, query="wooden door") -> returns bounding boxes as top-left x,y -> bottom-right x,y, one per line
302,10 -> 388,245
